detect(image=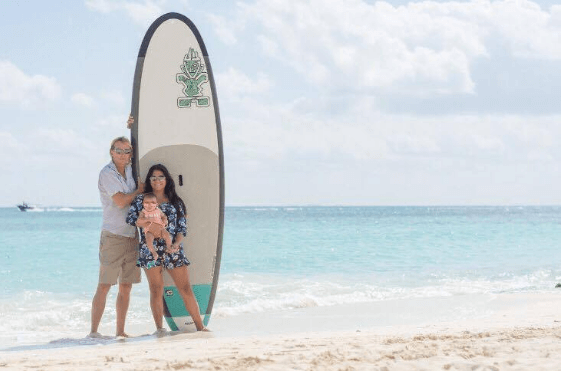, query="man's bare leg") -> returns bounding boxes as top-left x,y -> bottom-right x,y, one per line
116,282 -> 132,337
90,283 -> 111,337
